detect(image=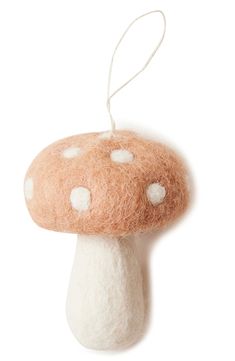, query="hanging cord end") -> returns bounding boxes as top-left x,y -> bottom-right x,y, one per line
106,98 -> 116,133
